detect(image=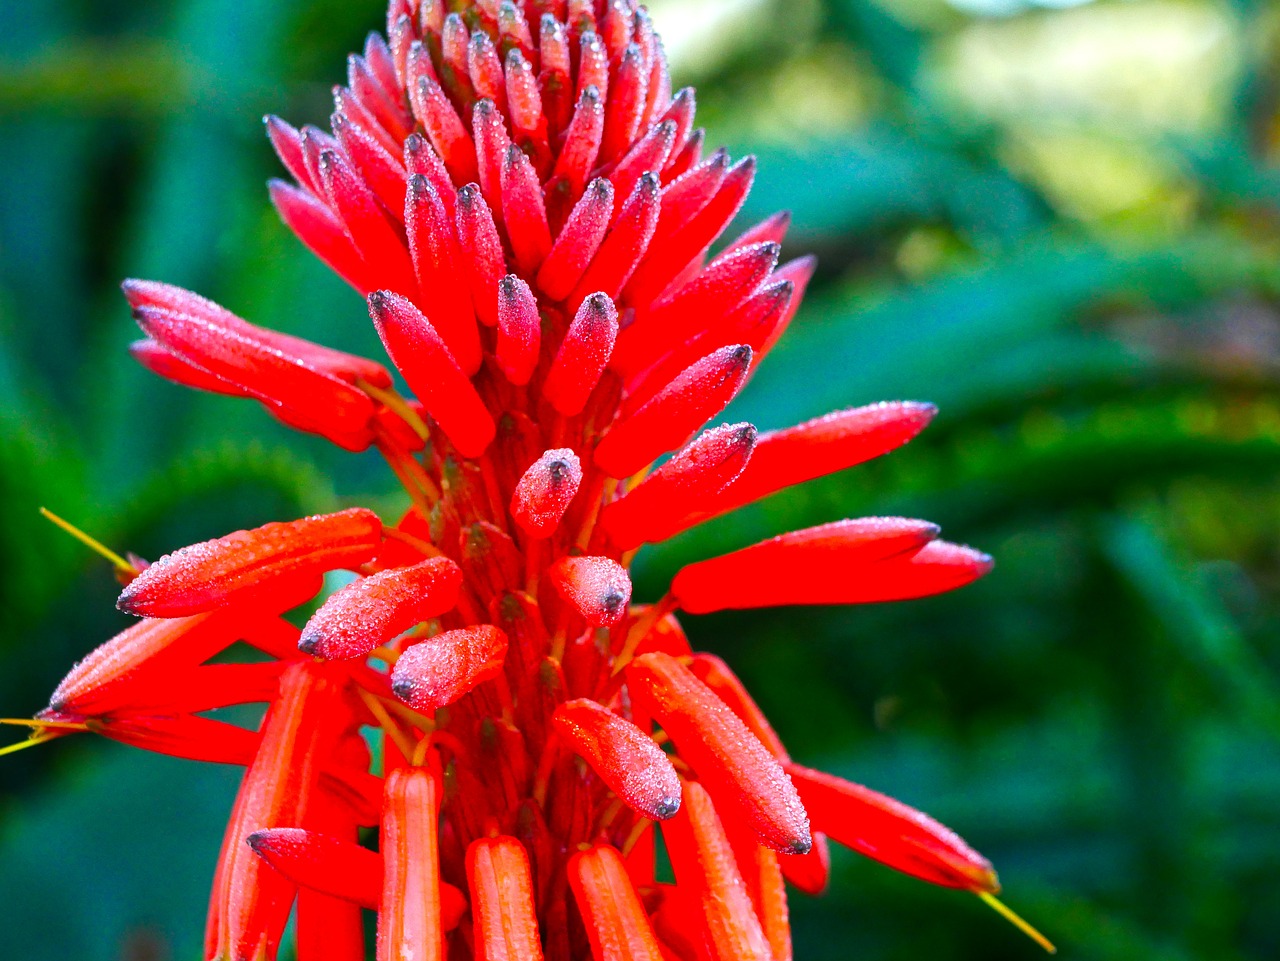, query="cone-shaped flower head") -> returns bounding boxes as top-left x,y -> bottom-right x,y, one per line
7,2 -> 1059,959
